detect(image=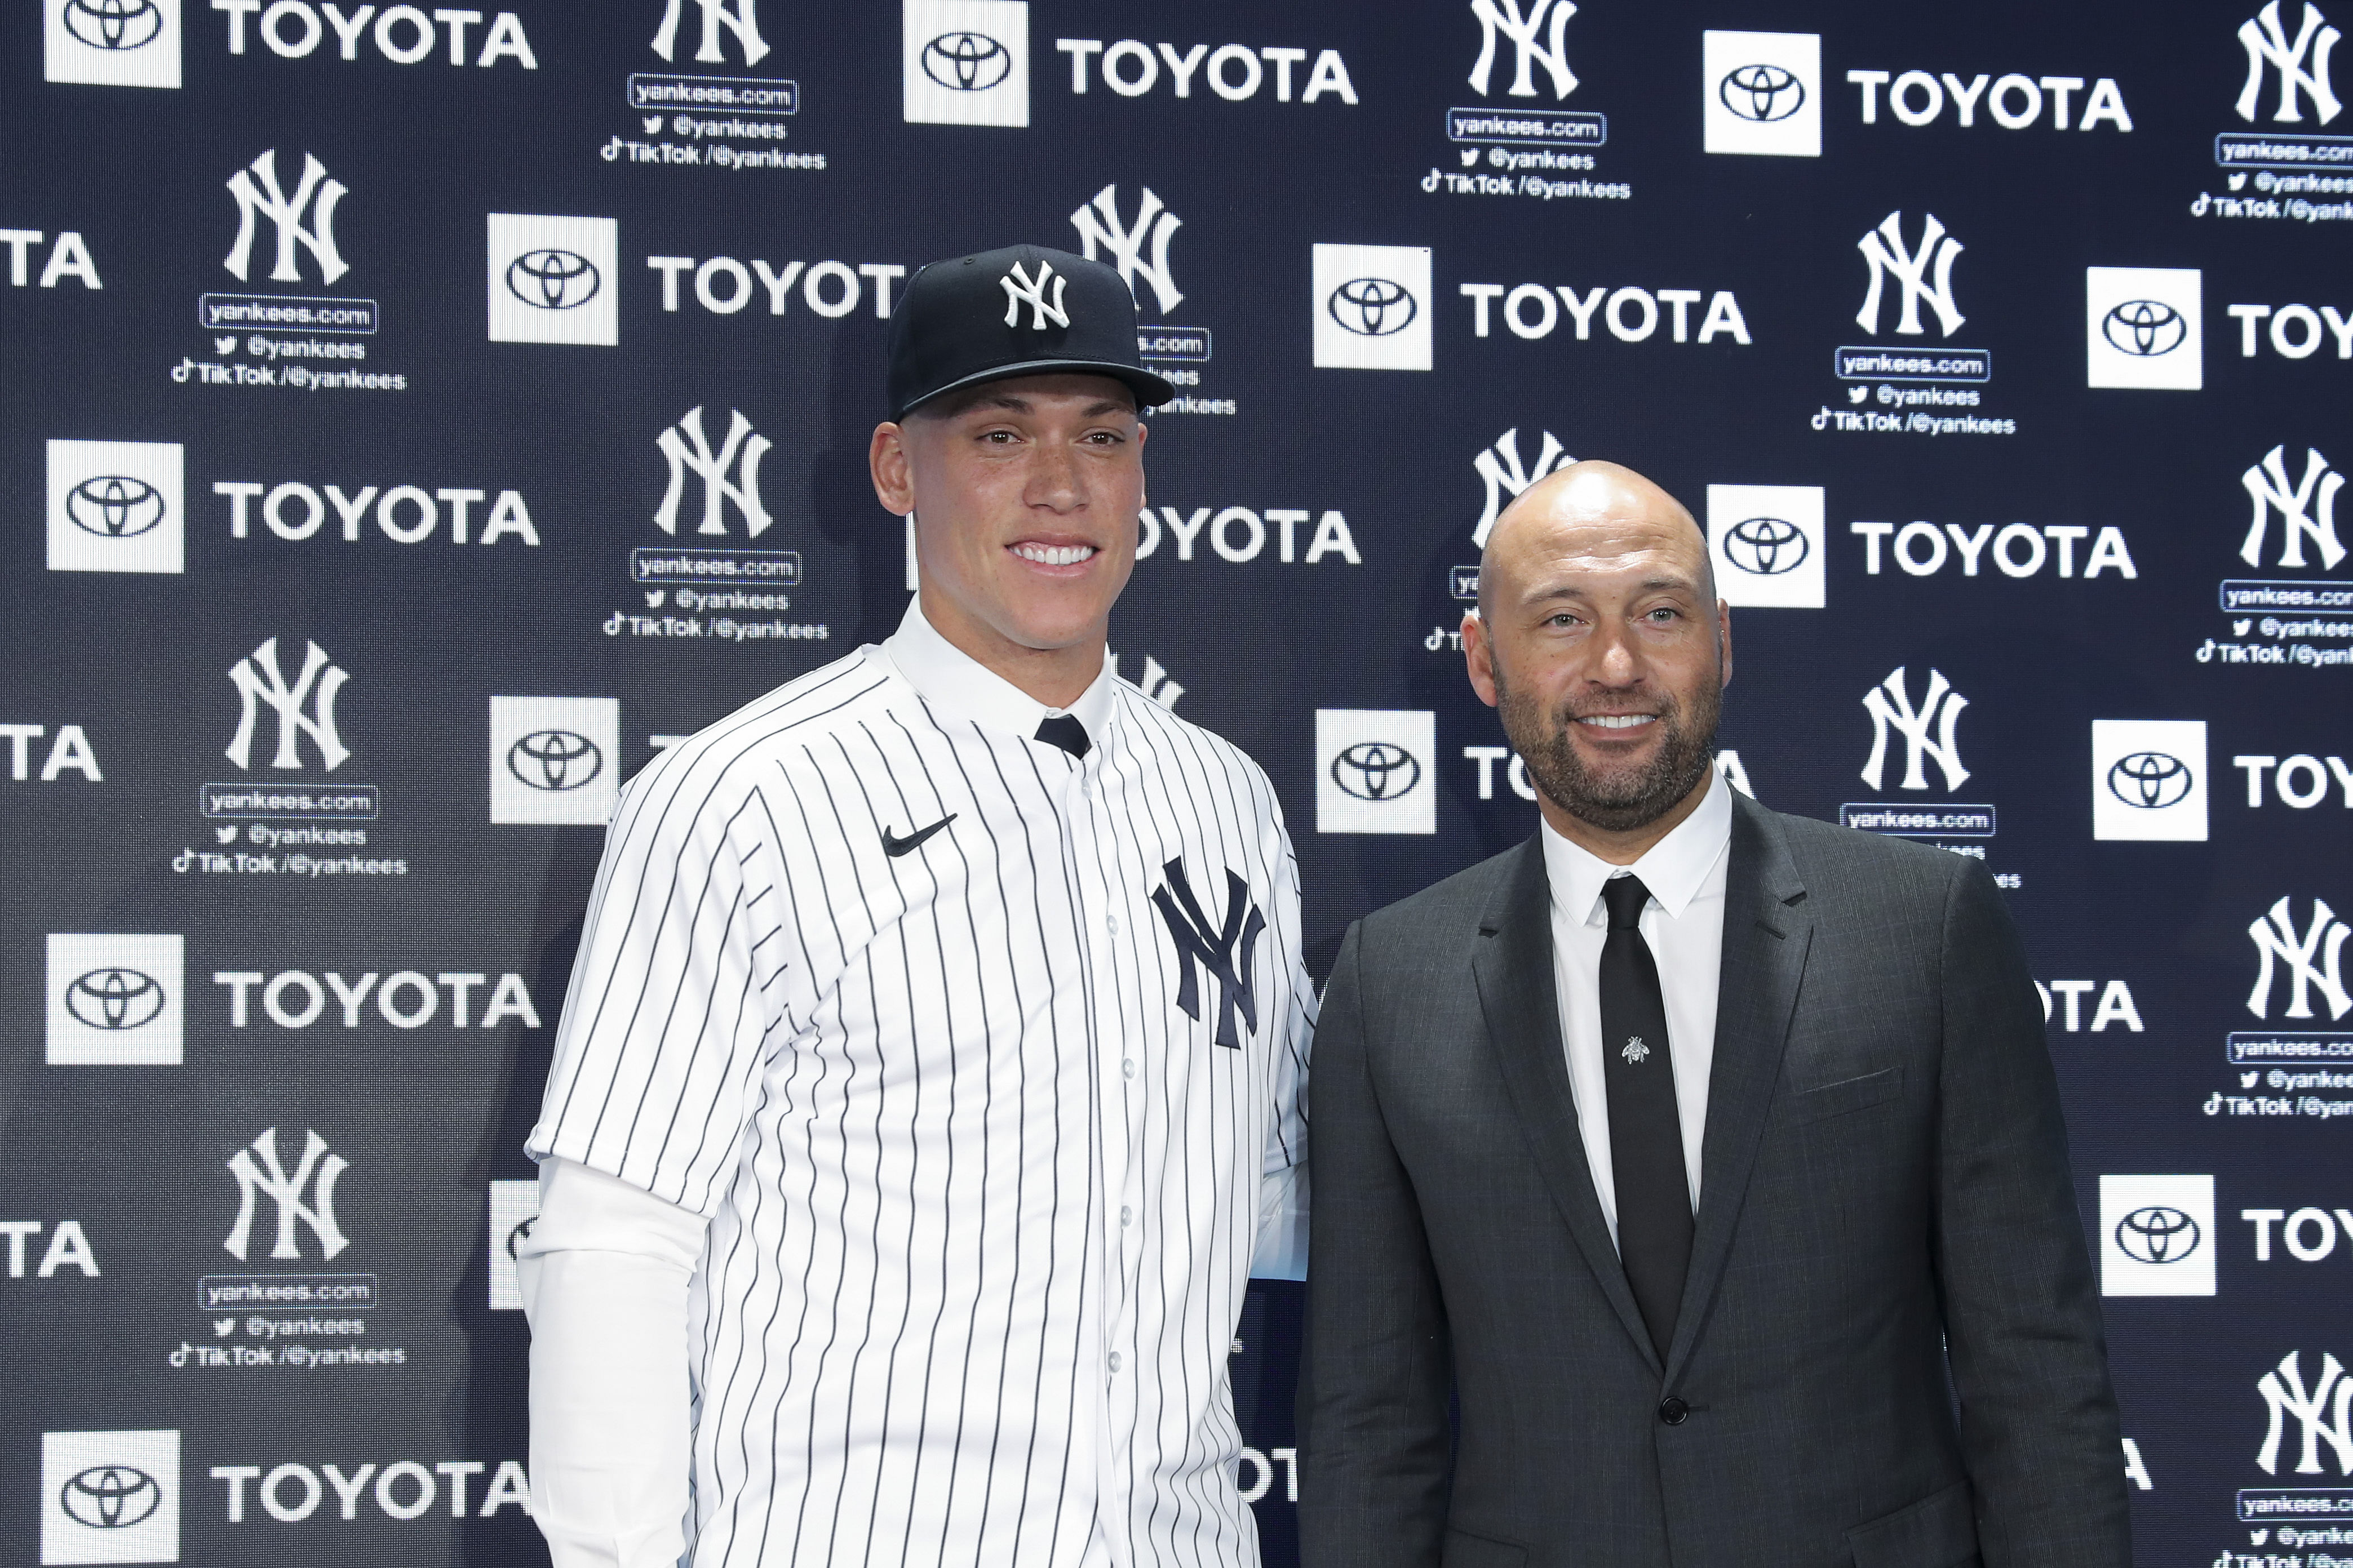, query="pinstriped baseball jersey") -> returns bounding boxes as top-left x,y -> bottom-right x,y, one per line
526,613 -> 1313,1568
